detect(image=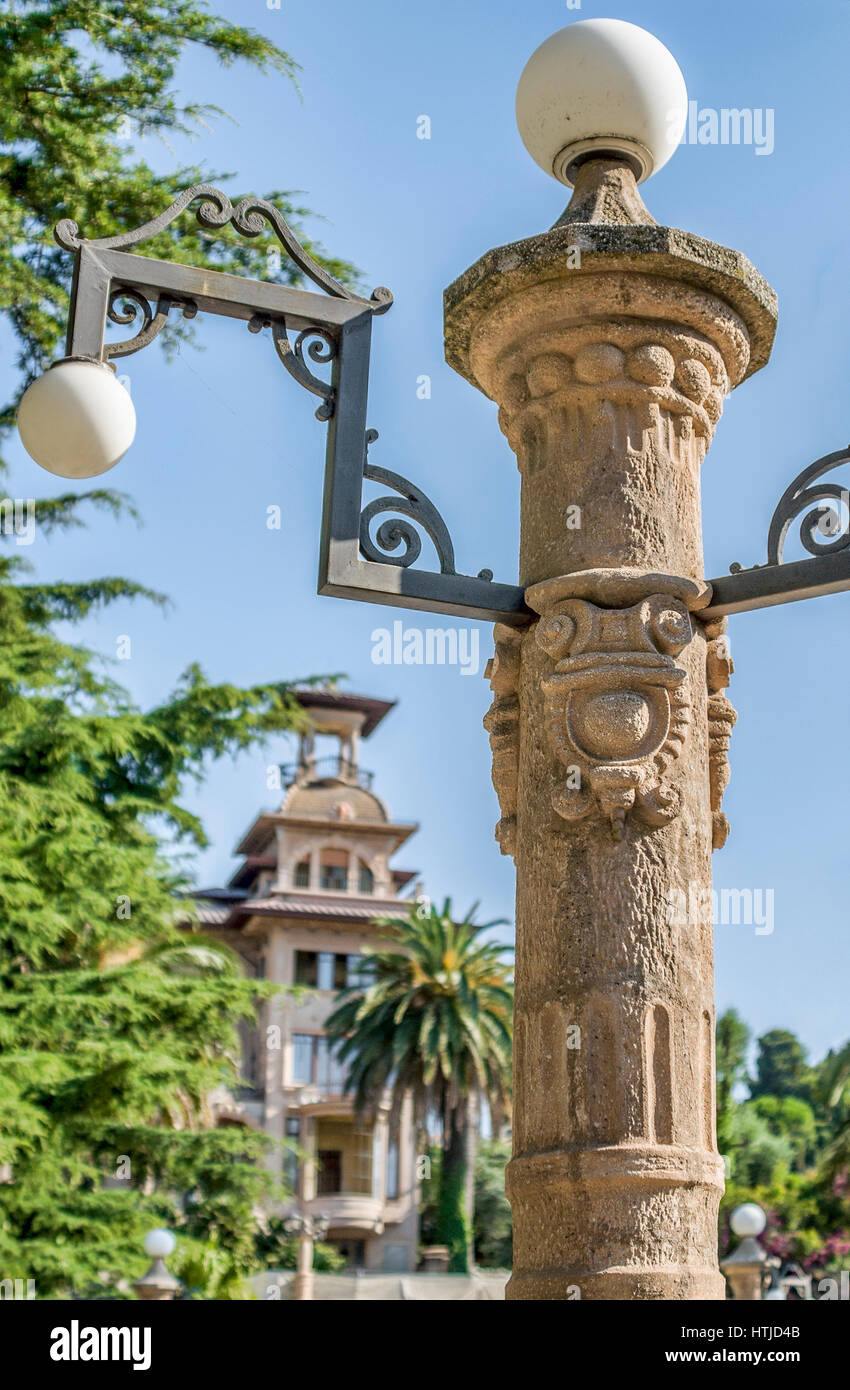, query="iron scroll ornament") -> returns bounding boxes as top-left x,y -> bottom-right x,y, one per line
703,446 -> 850,618
248,315 -> 338,421
359,430 -> 495,579
105,287 -> 198,359
764,446 -> 850,565
55,182 -> 393,315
